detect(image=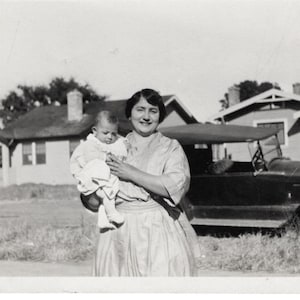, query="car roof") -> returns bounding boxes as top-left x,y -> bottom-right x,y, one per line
159,123 -> 279,145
